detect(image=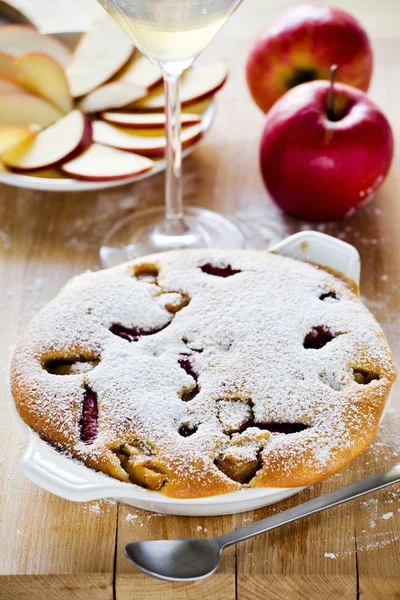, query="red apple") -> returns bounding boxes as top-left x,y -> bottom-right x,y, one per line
247,4 -> 373,113
259,81 -> 393,221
